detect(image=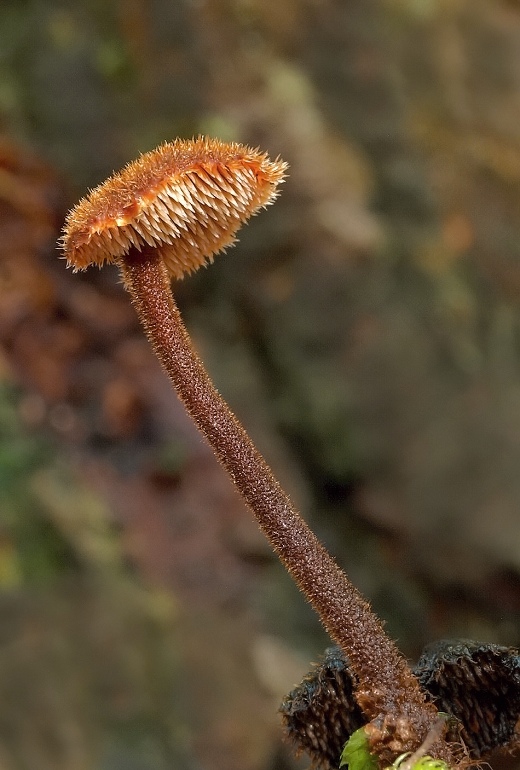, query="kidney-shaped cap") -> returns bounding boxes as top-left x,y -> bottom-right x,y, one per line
62,136 -> 287,279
